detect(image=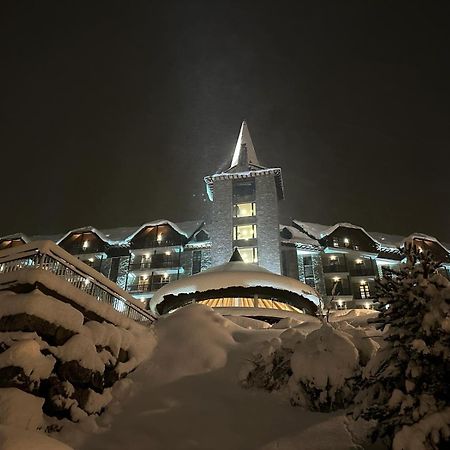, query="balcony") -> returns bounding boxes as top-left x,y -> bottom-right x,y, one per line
128,281 -> 171,294
349,267 -> 376,277
326,288 -> 352,296
323,264 -> 348,273
129,258 -> 181,271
